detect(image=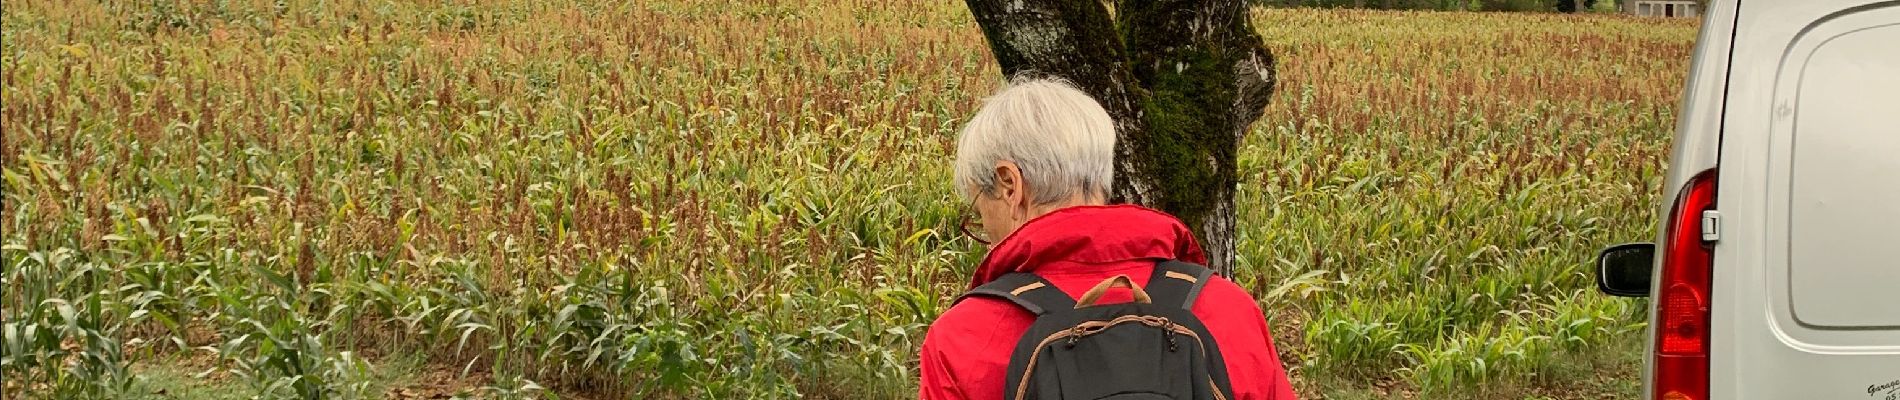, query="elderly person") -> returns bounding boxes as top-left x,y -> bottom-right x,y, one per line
918,77 -> 1297,400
